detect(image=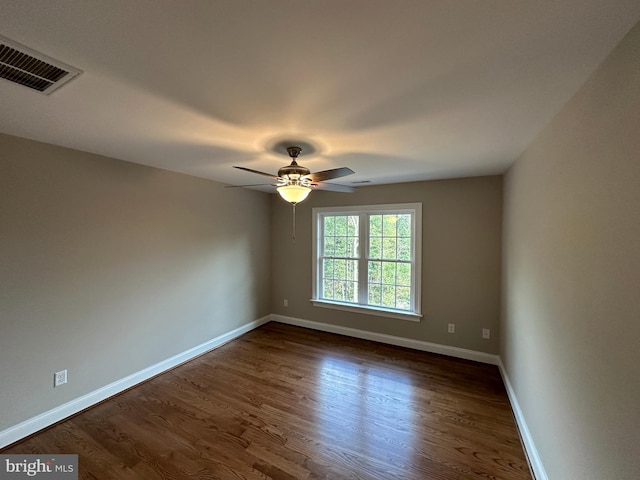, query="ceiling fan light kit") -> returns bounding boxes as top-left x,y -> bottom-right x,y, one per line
274,148 -> 313,204
277,184 -> 311,204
